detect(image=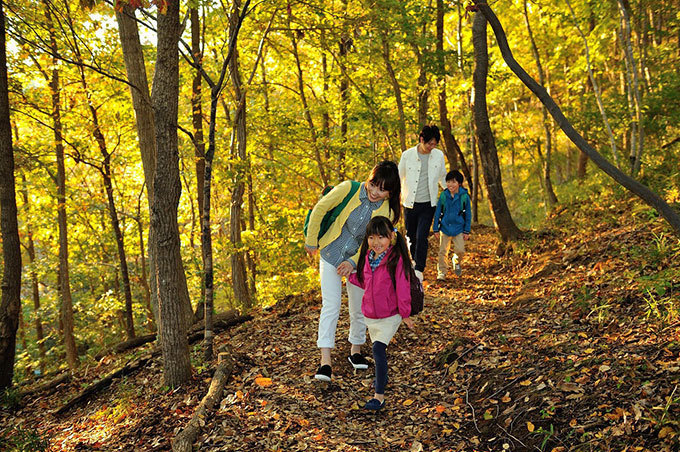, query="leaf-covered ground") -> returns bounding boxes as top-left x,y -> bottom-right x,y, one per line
3,194 -> 680,451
